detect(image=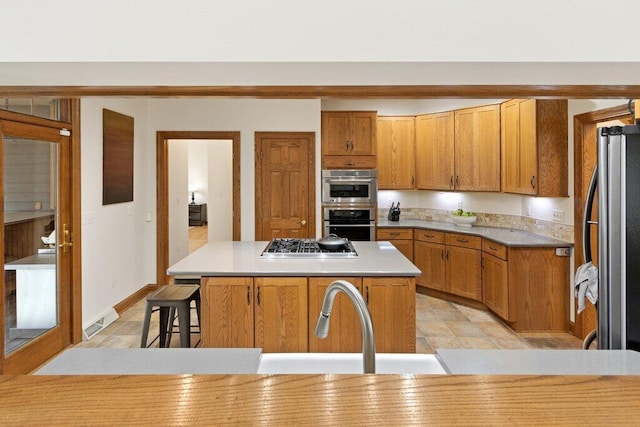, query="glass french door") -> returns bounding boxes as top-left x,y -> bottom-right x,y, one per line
0,119 -> 72,374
